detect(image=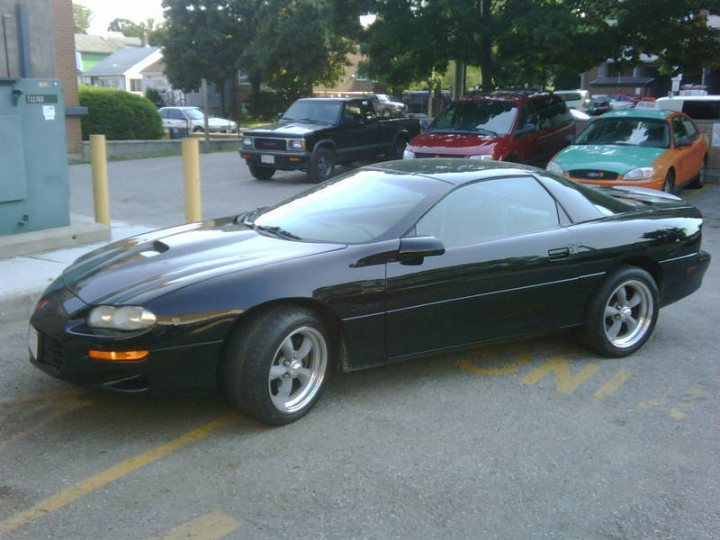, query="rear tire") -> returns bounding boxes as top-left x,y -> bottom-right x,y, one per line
662,170 -> 675,193
248,164 -> 275,181
392,137 -> 408,160
578,266 -> 659,358
223,307 -> 331,426
689,157 -> 707,189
